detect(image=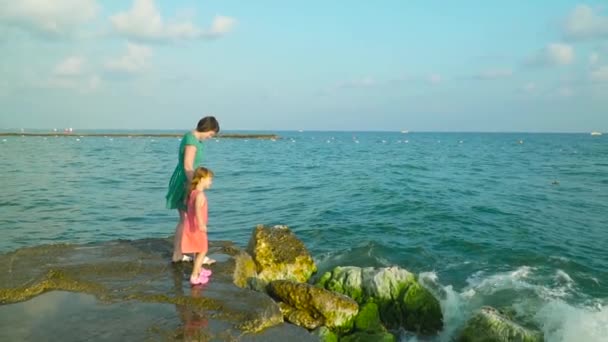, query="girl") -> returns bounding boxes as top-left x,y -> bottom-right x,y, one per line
182,167 -> 215,285
166,116 -> 219,263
